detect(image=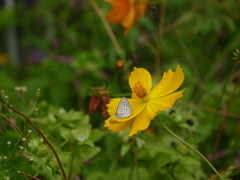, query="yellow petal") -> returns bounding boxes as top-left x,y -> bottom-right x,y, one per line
128,107 -> 150,136
150,65 -> 184,99
104,117 -> 134,132
149,88 -> 186,112
129,67 -> 152,97
106,98 -> 122,116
